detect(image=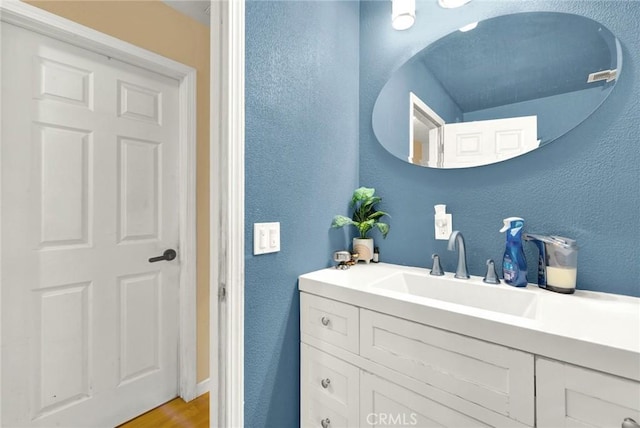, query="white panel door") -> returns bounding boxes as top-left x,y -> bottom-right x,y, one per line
1,23 -> 181,427
441,116 -> 538,168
